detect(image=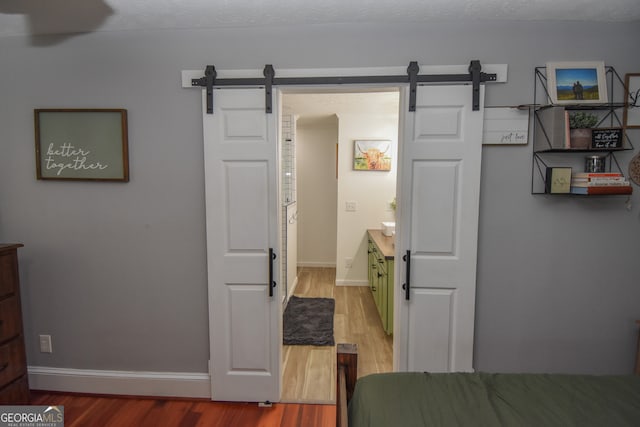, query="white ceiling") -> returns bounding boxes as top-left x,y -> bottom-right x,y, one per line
0,0 -> 639,38
283,91 -> 400,118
